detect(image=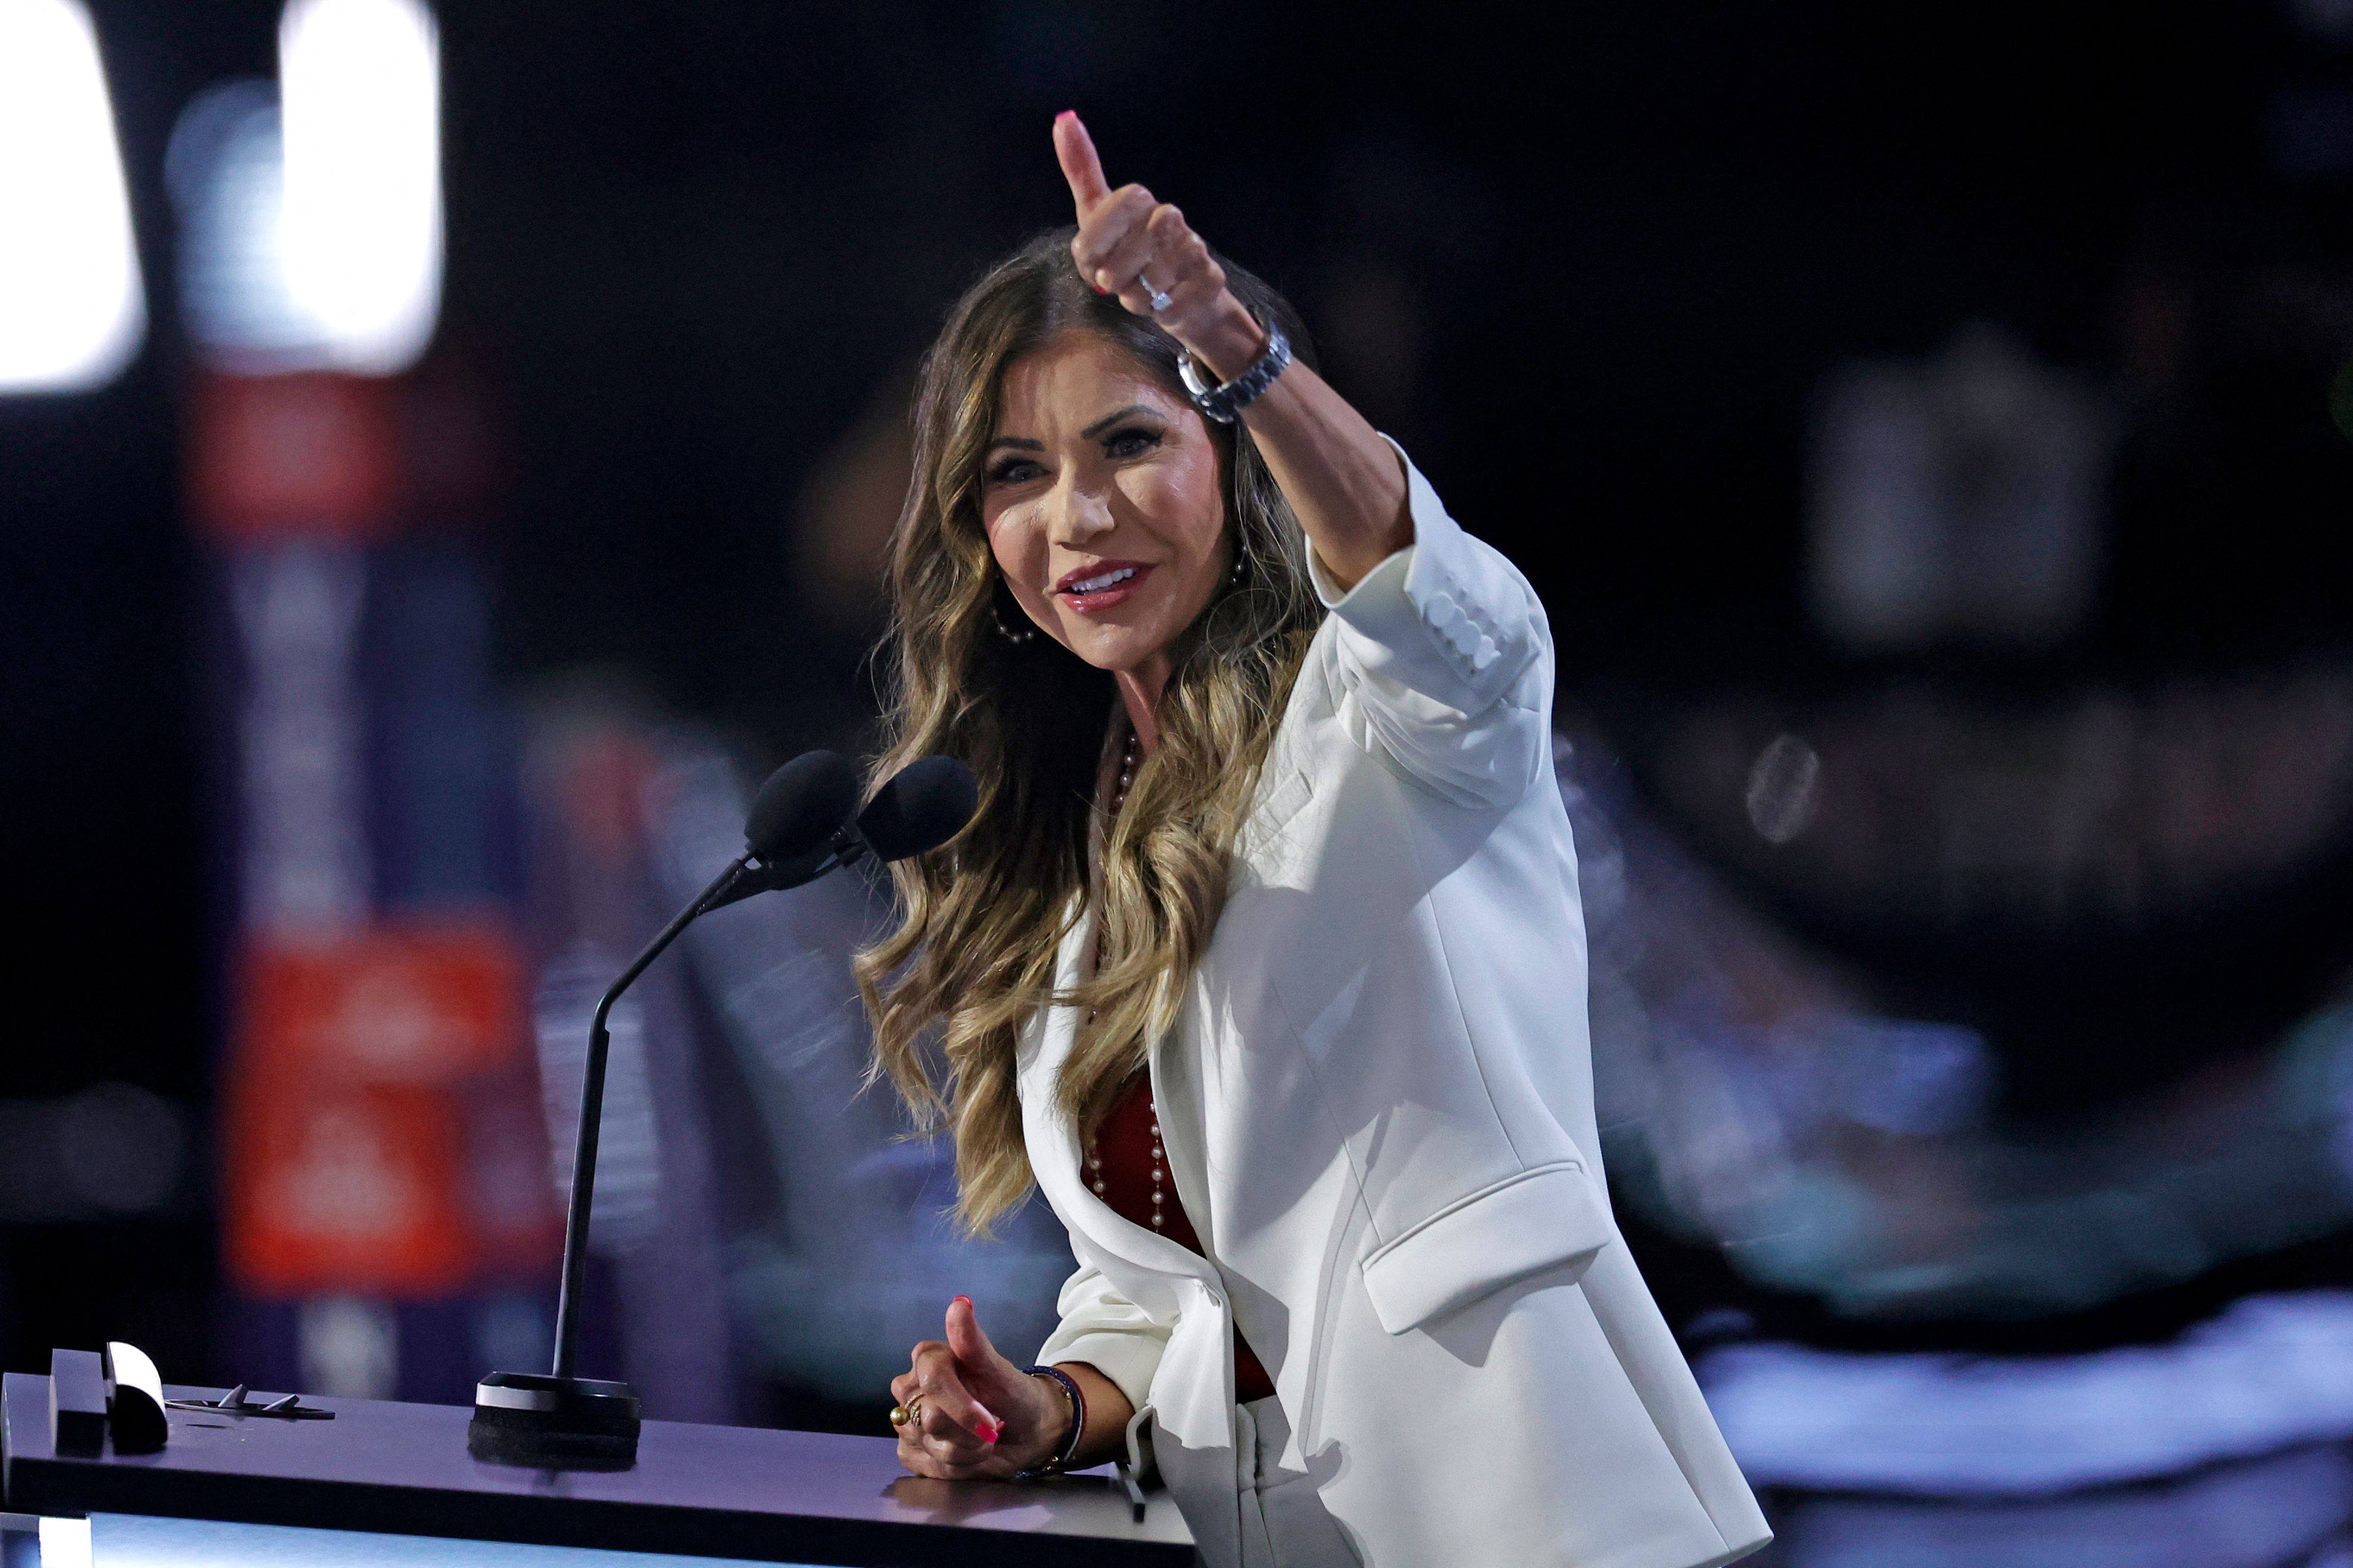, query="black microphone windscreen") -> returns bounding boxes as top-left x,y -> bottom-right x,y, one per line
858,756 -> 979,862
744,750 -> 862,862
